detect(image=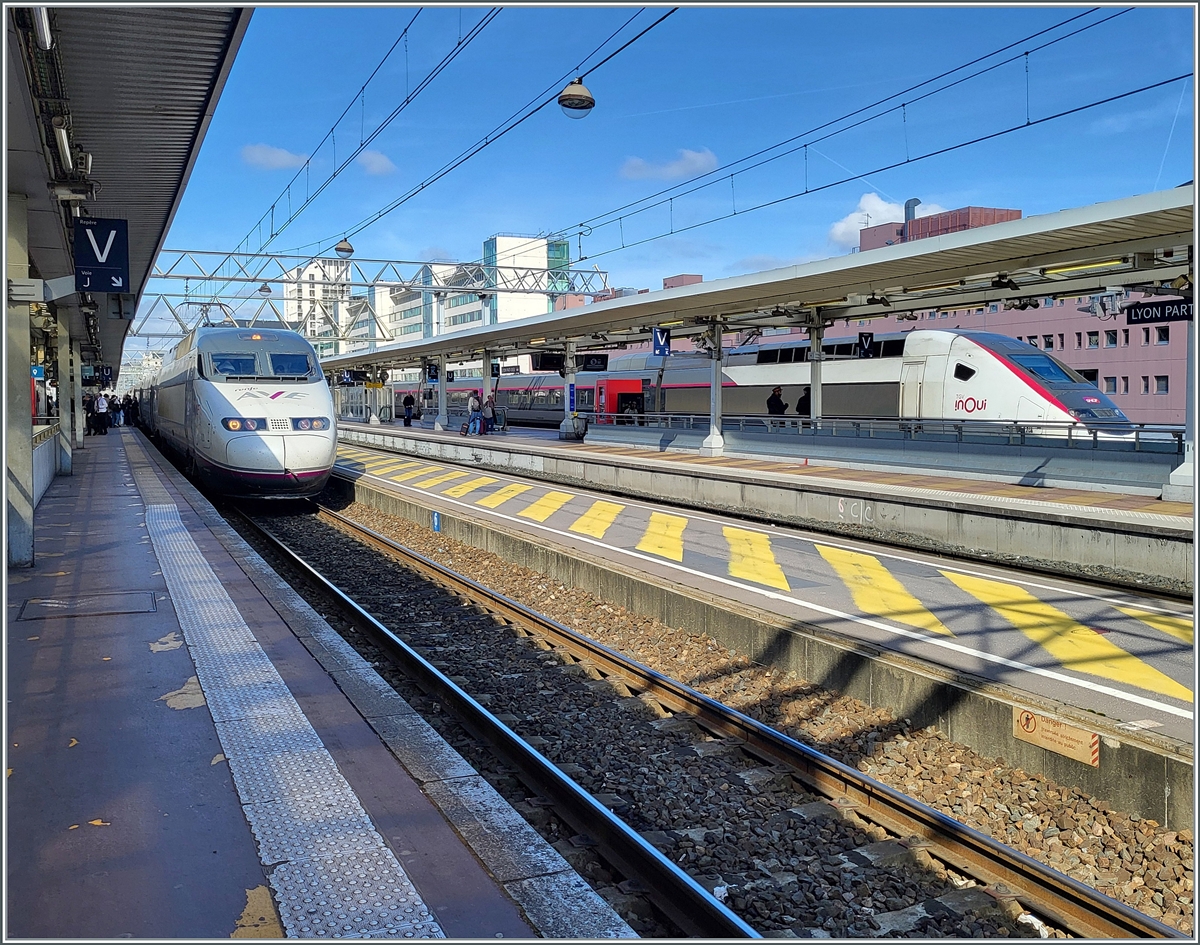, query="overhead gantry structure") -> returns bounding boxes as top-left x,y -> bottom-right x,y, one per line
135,248 -> 612,348
320,186 -> 1194,457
